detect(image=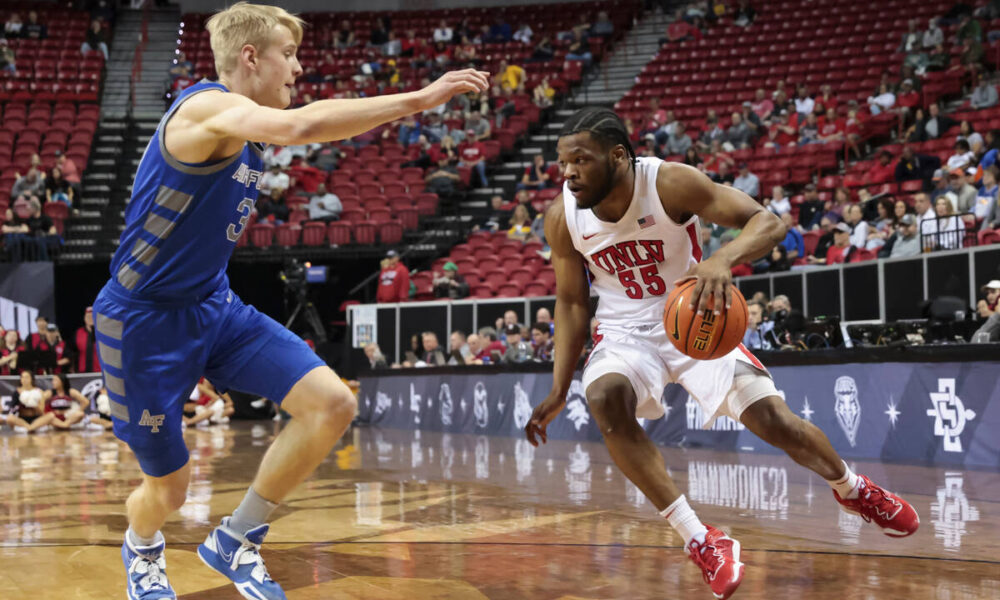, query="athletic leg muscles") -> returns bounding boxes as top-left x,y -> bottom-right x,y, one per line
249,365 -> 357,503
127,460 -> 191,539
587,374 -> 681,511
739,395 -> 845,481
